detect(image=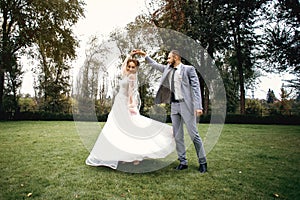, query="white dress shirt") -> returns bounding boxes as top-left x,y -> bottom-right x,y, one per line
170,64 -> 183,100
